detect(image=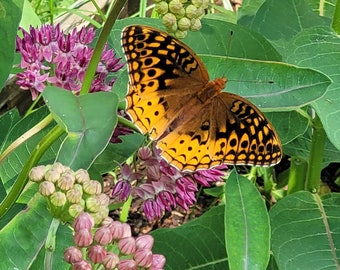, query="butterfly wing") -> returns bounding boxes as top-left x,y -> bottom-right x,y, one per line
158,91 -> 282,171
122,25 -> 209,140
